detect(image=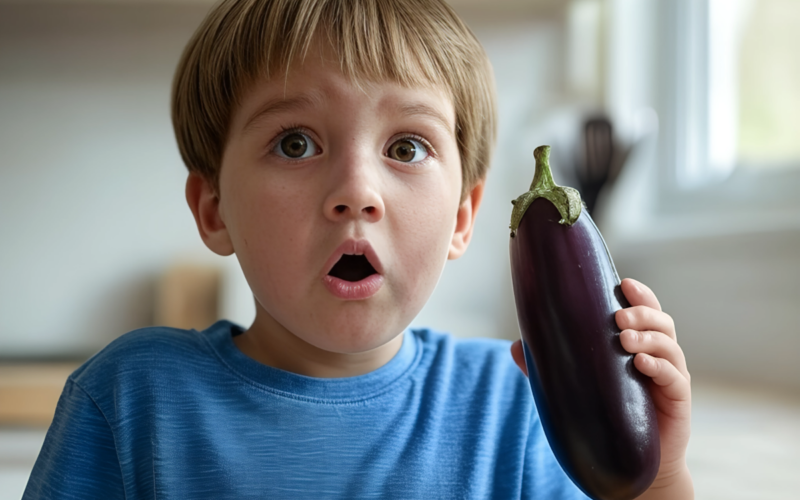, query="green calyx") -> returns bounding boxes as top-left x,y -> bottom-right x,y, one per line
509,145 -> 583,237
